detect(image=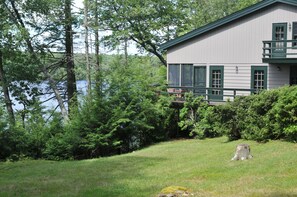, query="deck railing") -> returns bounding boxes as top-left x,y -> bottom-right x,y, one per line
166,86 -> 257,103
262,40 -> 297,59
